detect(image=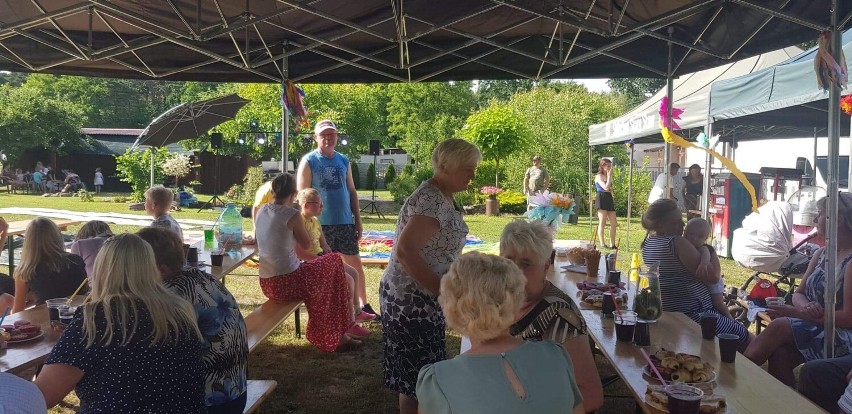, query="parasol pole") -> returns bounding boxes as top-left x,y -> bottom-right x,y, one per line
825,1 -> 841,359
281,42 -> 290,173
588,145 -> 593,243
